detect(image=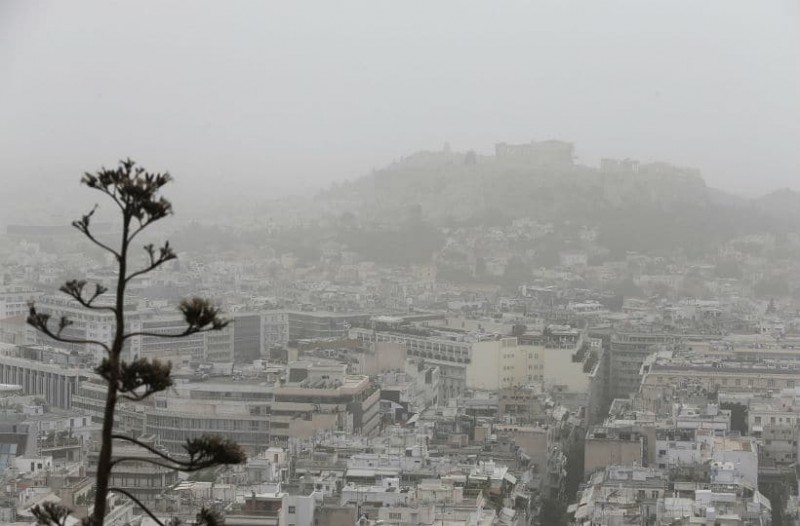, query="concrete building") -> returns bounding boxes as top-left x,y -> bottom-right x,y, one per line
609,332 -> 685,399
359,342 -> 407,376
271,362 -> 380,443
138,311 -> 206,365
747,393 -> 800,470
226,483 -> 318,526
640,355 -> 800,402
379,362 -> 440,417
29,294 -> 142,362
0,287 -> 41,319
287,311 -> 369,341
87,439 -> 179,506
466,338 -> 542,391
233,313 -> 263,363
263,310 -> 289,352
350,327 -> 473,401
570,466 -> 669,526
205,322 -> 235,363
72,376 -> 273,455
584,424 -> 647,476
654,428 -> 715,470
0,344 -> 87,409
497,385 -> 547,423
